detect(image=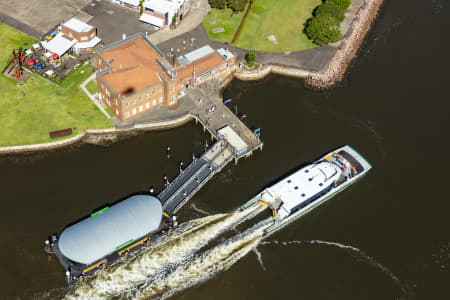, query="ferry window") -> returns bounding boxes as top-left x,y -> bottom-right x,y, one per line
319,183 -> 323,186
287,180 -> 291,183
301,193 -> 305,197
308,178 -> 313,181
294,186 -> 298,190
305,170 -> 309,173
